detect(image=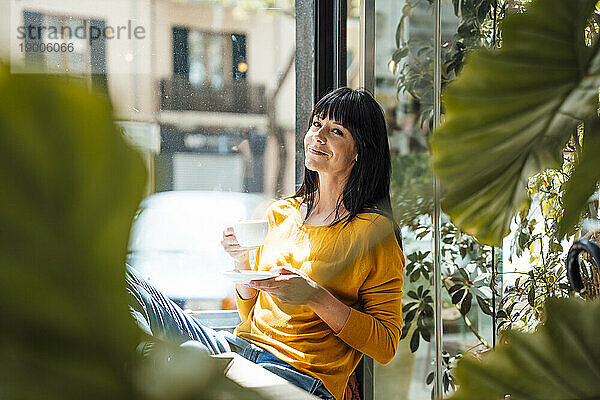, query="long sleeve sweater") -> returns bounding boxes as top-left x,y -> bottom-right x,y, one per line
234,197 -> 405,400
